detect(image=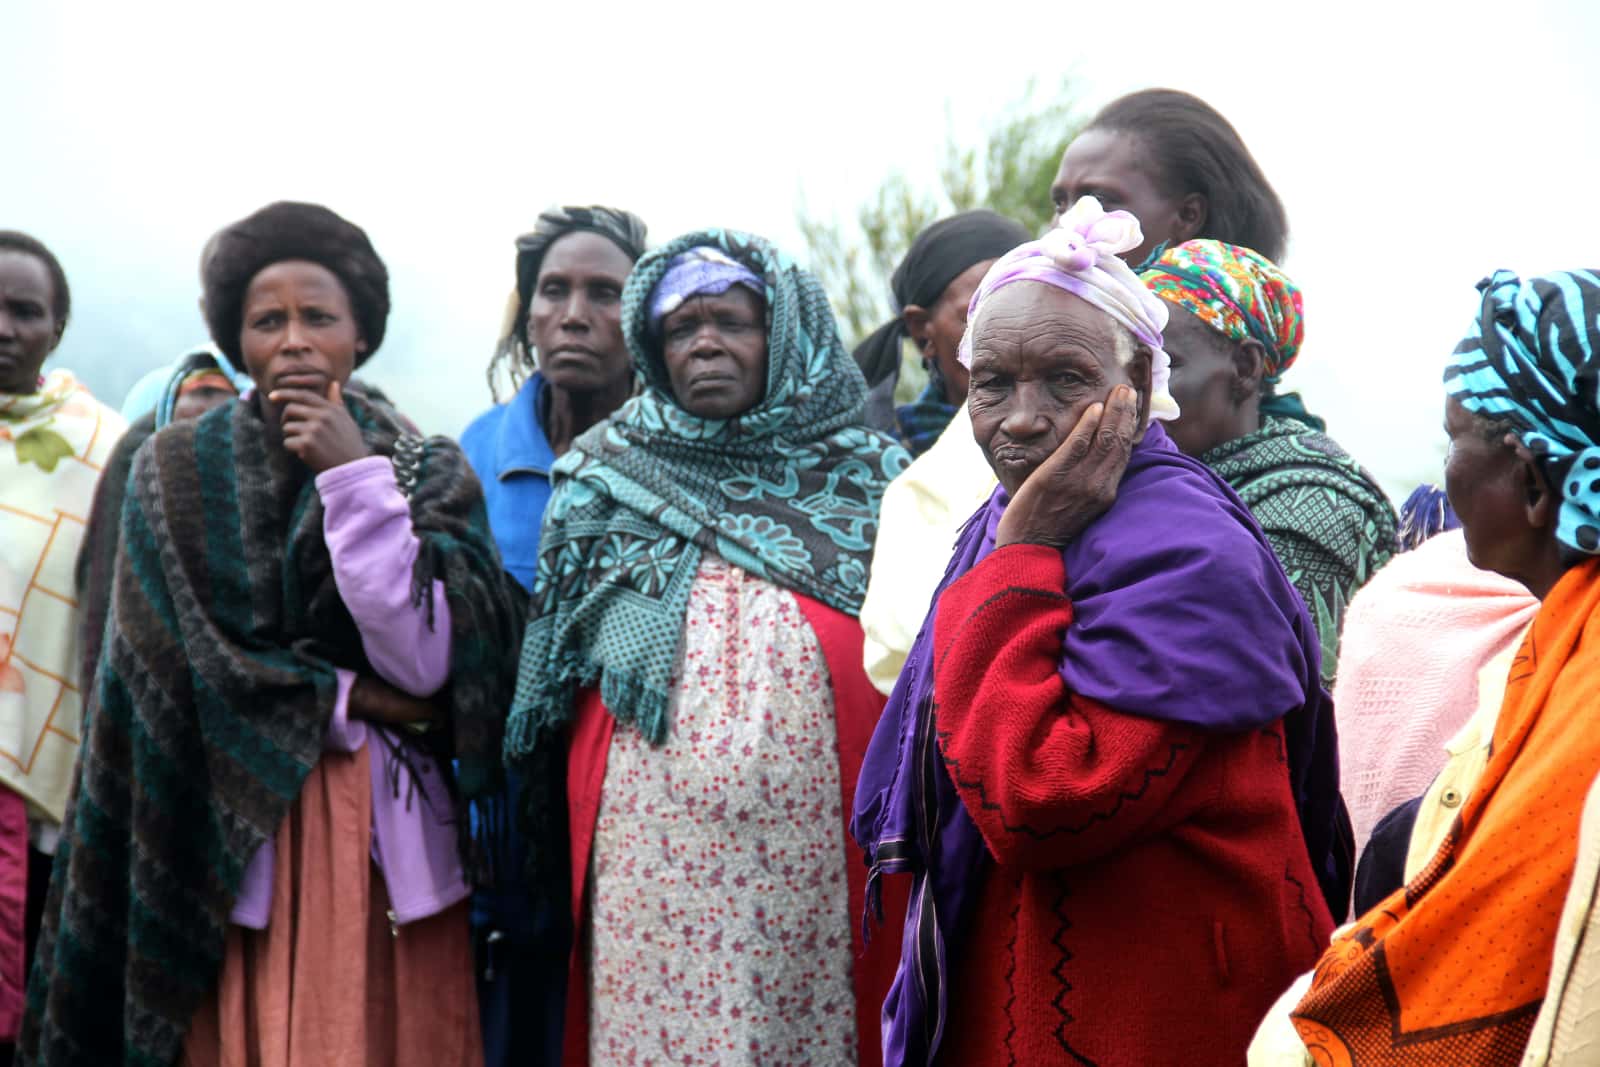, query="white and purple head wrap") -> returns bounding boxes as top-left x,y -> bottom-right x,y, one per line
958,197 -> 1179,421
647,246 -> 766,328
